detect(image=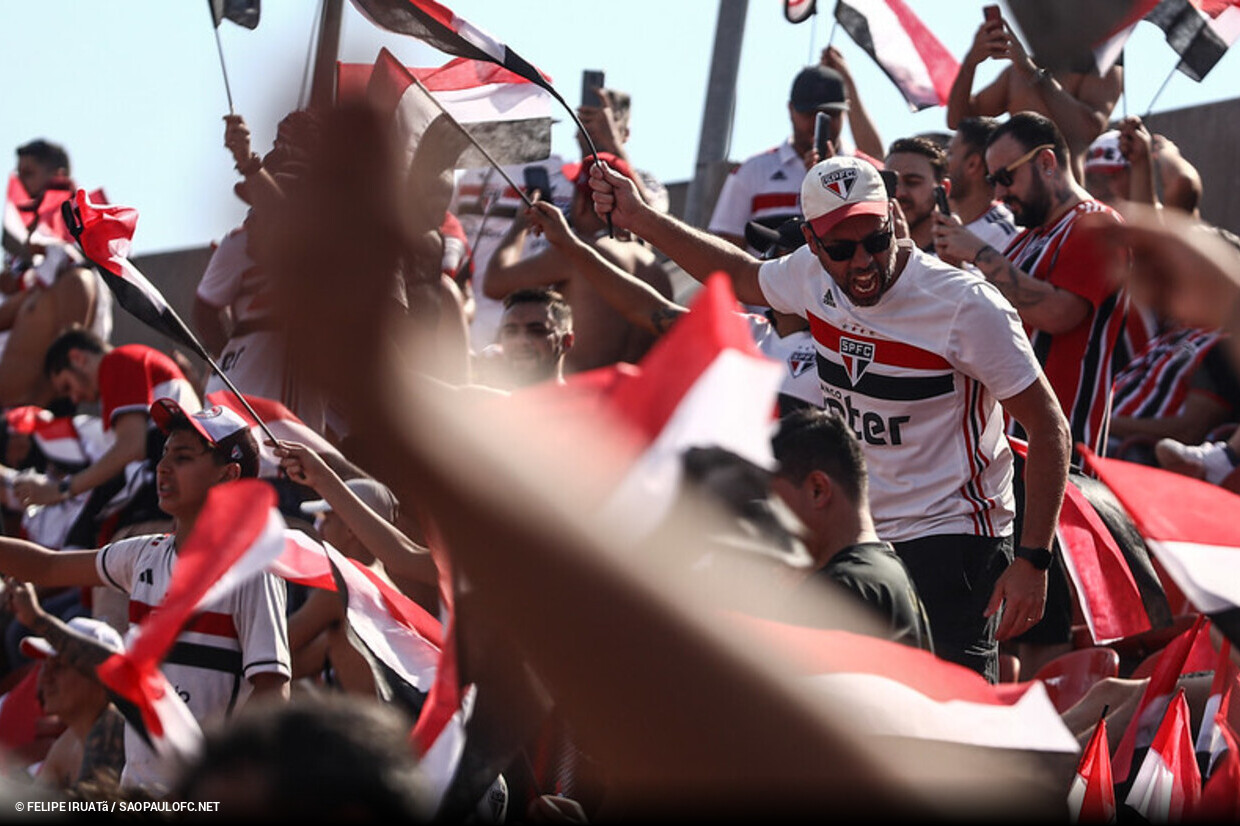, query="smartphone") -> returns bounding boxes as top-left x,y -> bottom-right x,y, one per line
983,4 -> 1001,22
814,111 -> 833,159
880,169 -> 898,199
581,69 -> 605,108
933,184 -> 951,216
523,165 -> 551,200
